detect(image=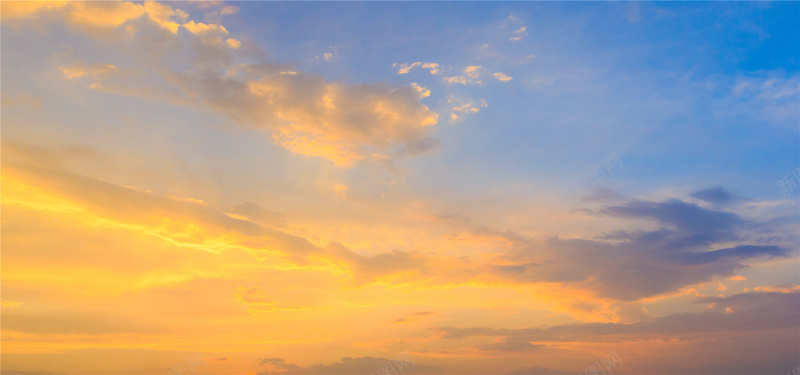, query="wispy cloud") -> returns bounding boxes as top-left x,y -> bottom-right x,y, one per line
394,62 -> 441,75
